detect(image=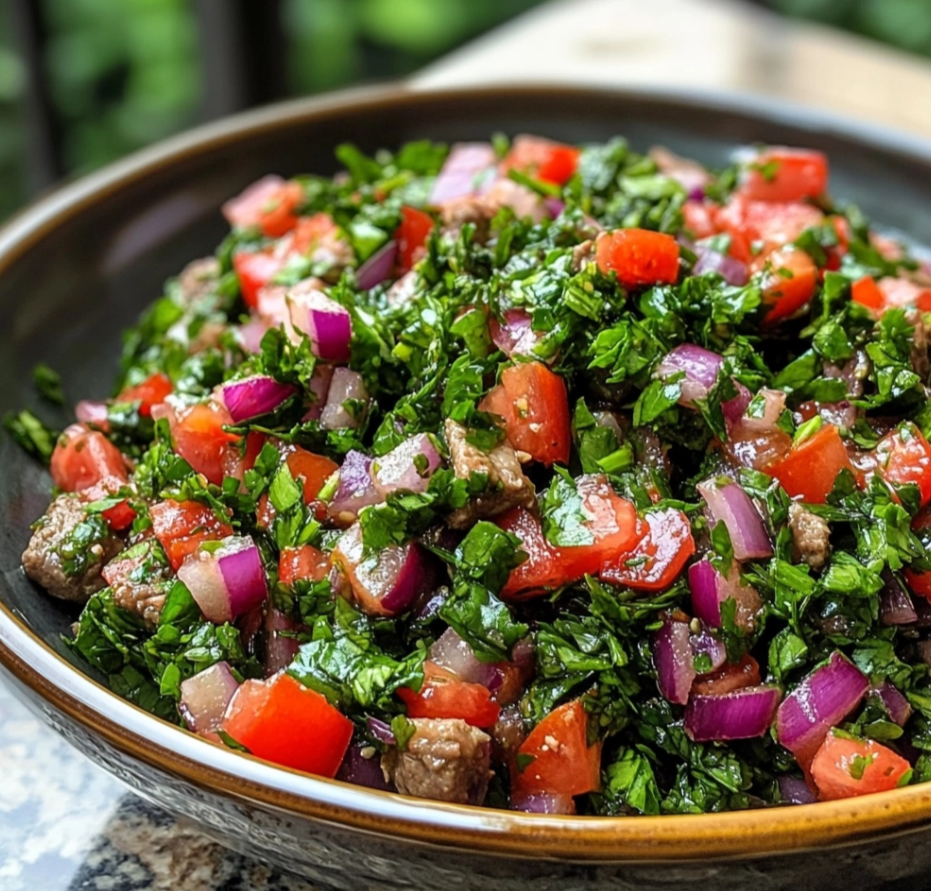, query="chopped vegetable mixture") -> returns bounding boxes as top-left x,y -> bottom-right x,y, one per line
13,134 -> 931,814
